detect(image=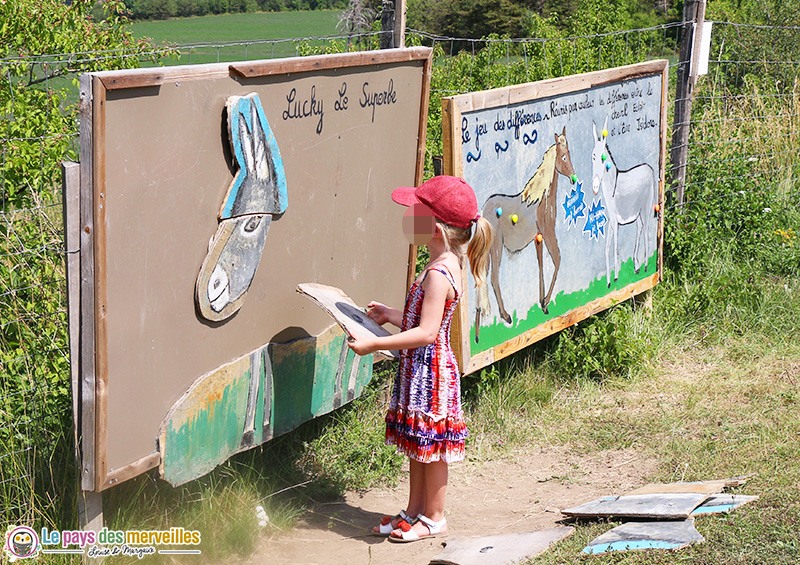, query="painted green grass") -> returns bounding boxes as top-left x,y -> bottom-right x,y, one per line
473,251 -> 658,355
130,10 -> 343,63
